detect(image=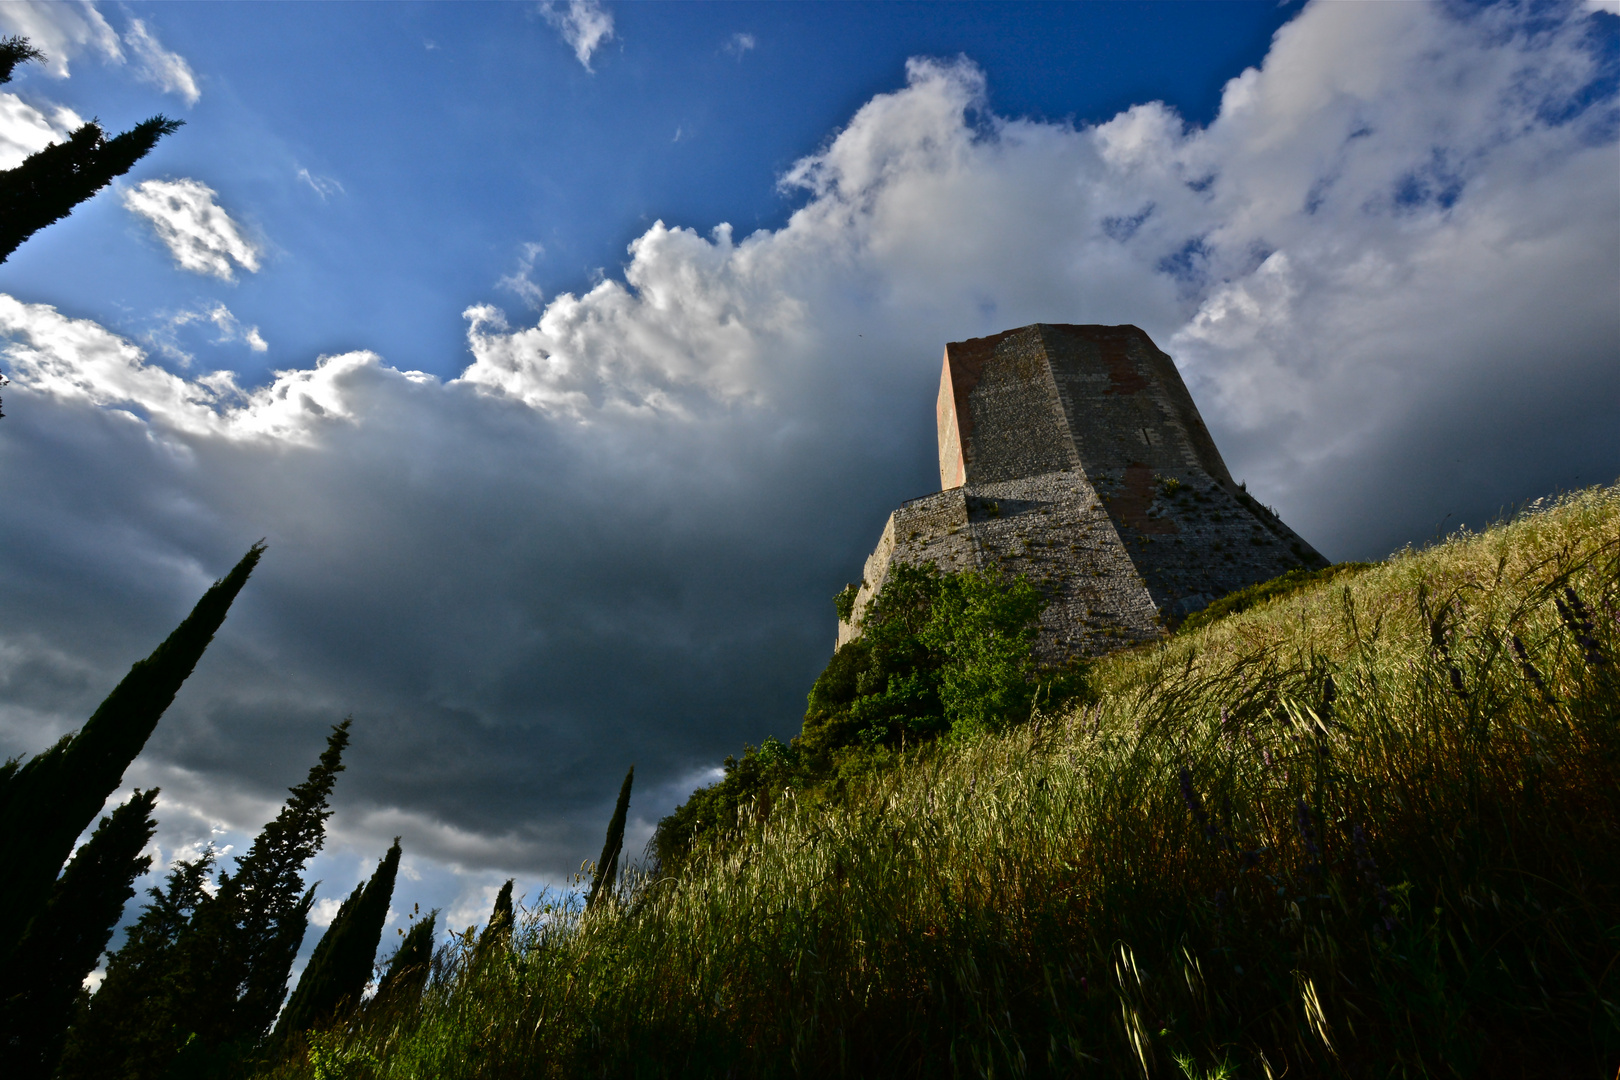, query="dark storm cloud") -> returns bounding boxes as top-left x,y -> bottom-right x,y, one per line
0,338 -> 934,877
